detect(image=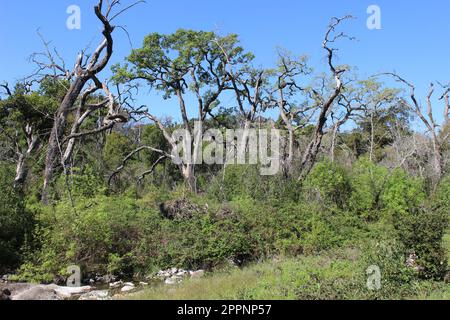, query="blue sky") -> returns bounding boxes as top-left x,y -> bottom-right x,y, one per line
1,0 -> 449,124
